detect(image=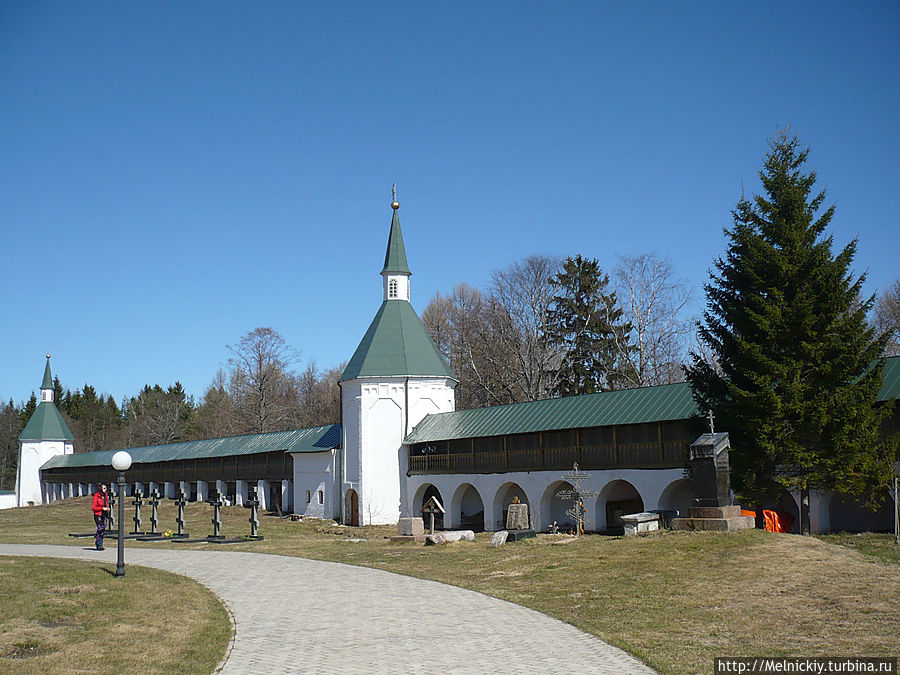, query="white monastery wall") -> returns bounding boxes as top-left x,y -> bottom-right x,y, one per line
292,450 -> 337,519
